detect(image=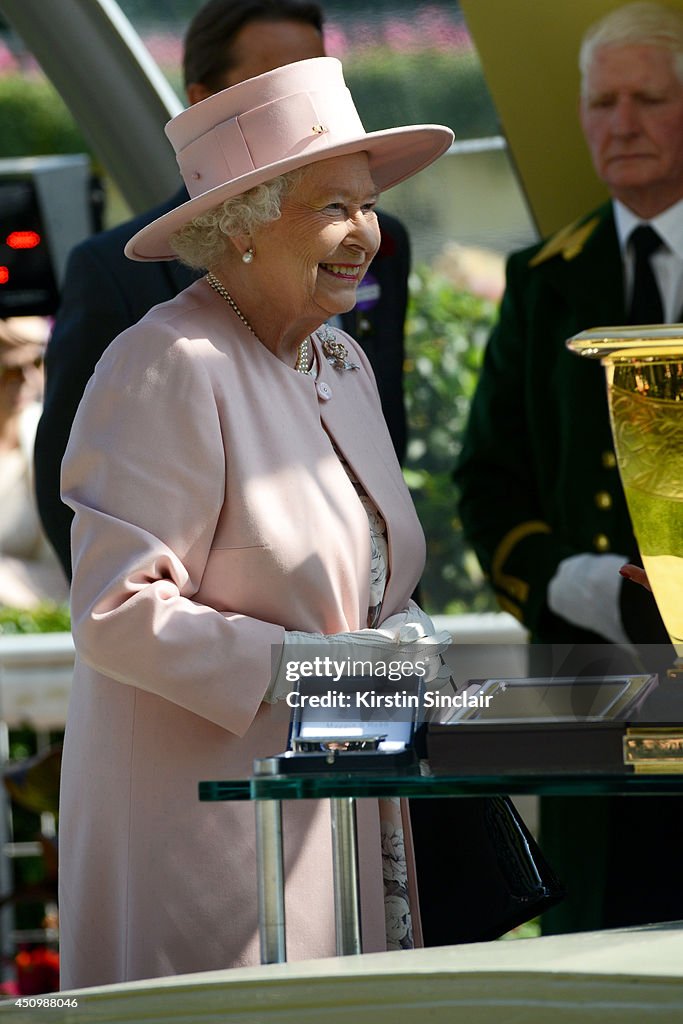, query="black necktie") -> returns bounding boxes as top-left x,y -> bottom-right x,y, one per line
628,224 -> 664,324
